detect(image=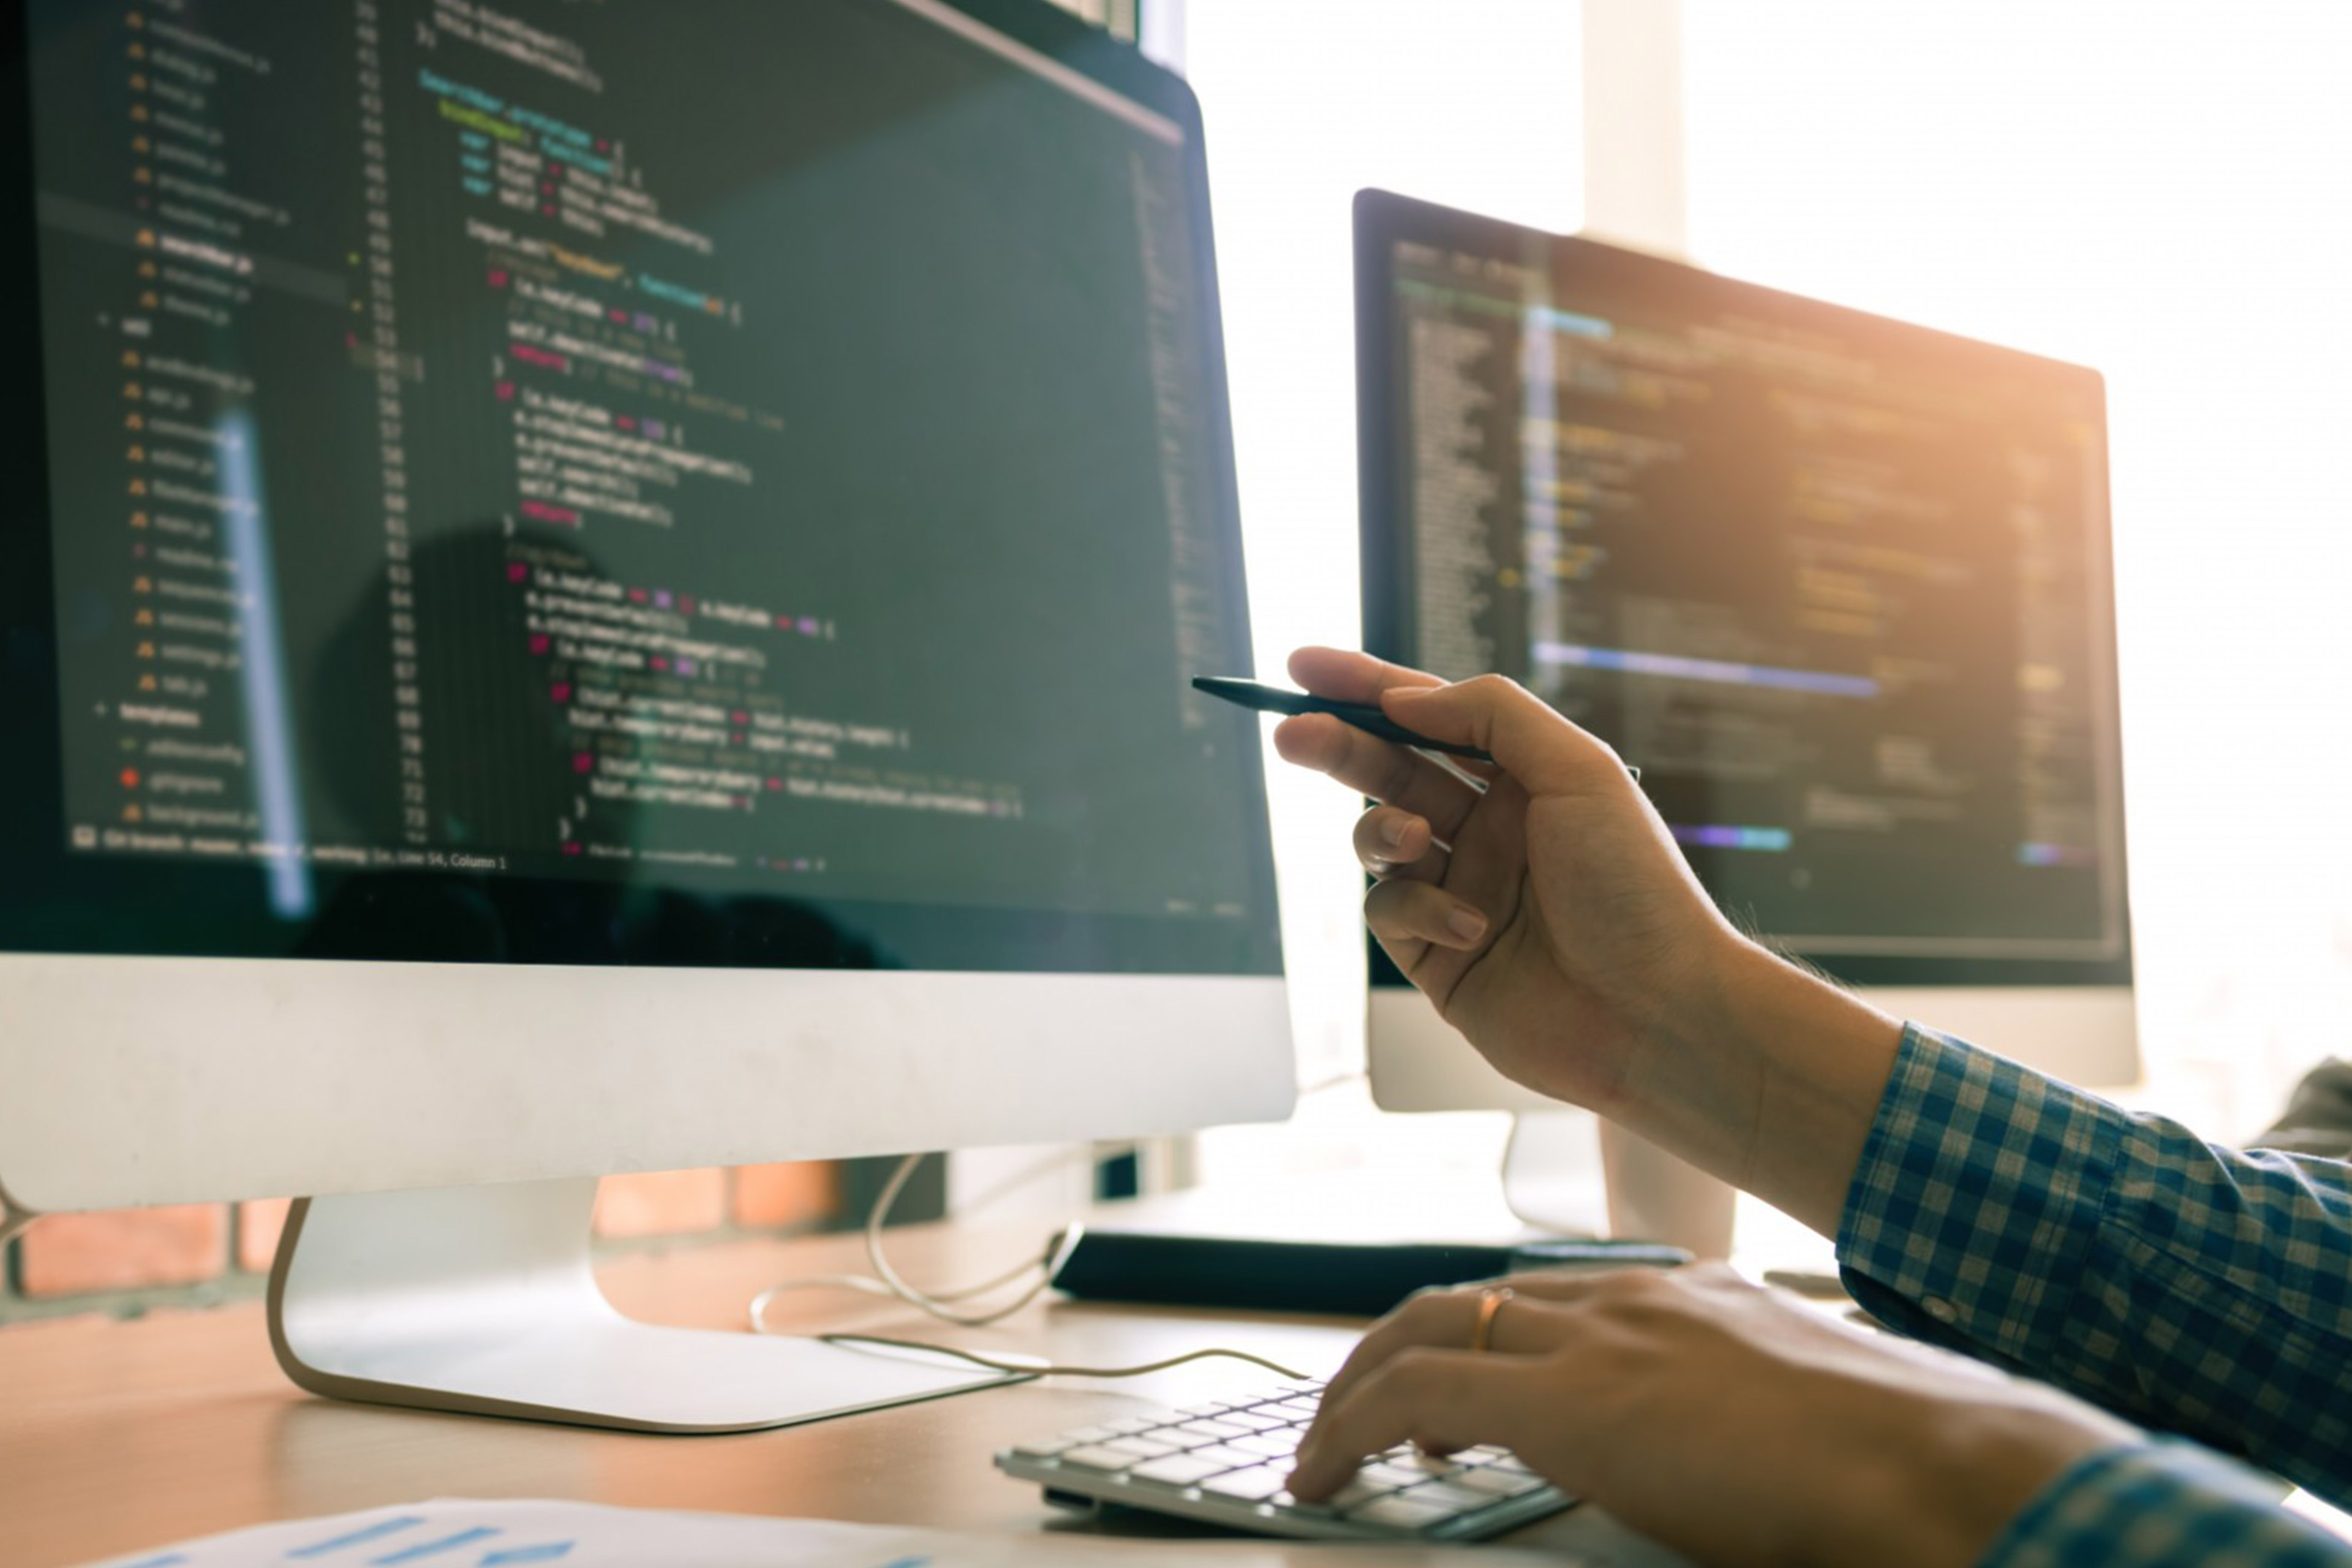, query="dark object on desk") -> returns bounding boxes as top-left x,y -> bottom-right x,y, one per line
1051,1229 -> 1690,1318
2253,1058 -> 2352,1159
